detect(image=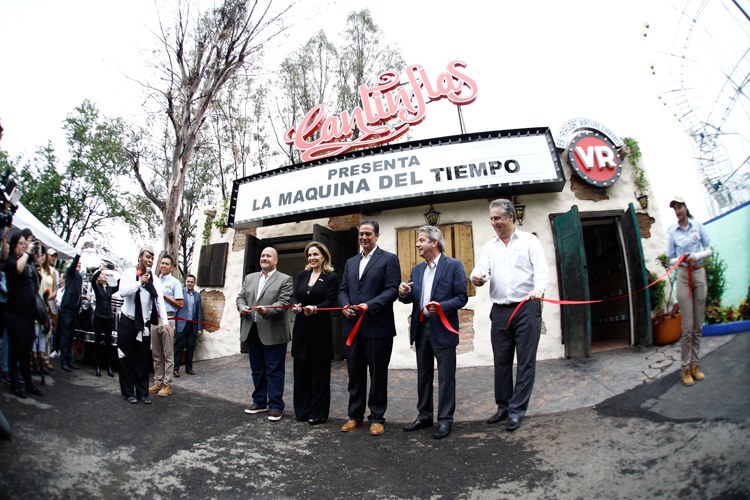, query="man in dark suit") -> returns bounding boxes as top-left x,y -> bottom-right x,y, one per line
236,247 -> 293,422
399,225 -> 468,439
174,274 -> 203,377
338,220 -> 400,436
59,250 -> 83,371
